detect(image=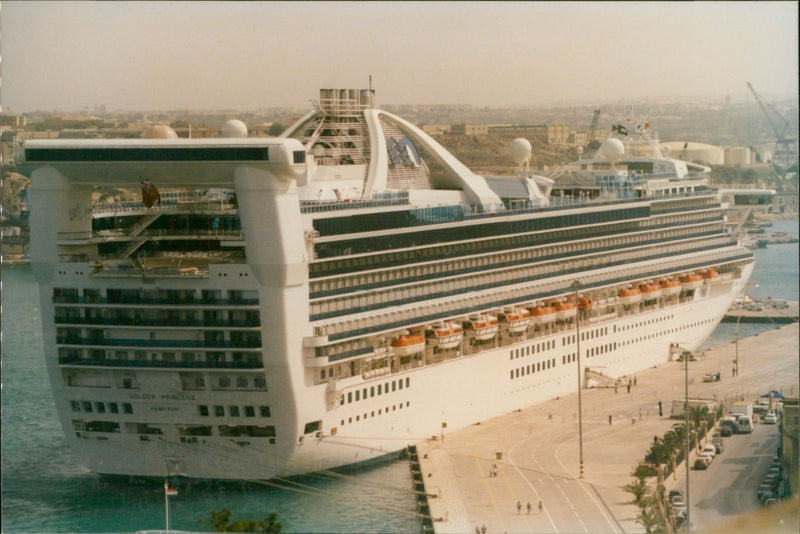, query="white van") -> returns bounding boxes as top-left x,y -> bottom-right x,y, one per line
736,415 -> 753,434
